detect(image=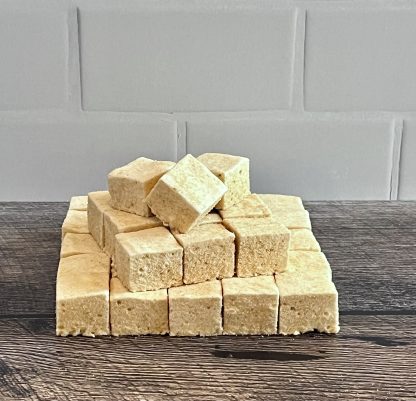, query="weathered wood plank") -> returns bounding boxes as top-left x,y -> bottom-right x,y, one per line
305,202 -> 416,313
0,203 -> 67,317
306,201 -> 416,230
1,202 -> 416,316
0,315 -> 415,400
315,227 -> 416,313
